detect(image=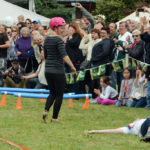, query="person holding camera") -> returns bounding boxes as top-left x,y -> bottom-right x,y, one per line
76,3 -> 96,33
4,59 -> 25,88
117,29 -> 145,62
